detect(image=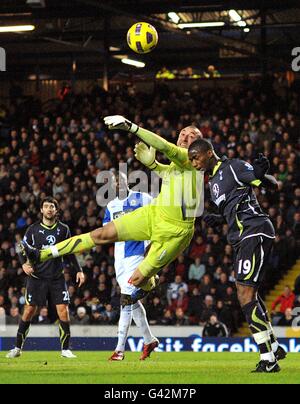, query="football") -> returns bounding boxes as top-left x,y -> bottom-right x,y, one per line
127,22 -> 158,54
